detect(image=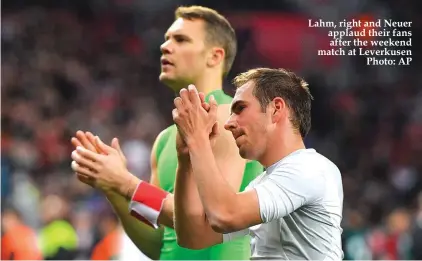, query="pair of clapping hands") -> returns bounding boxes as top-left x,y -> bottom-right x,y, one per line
71,85 -> 218,194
